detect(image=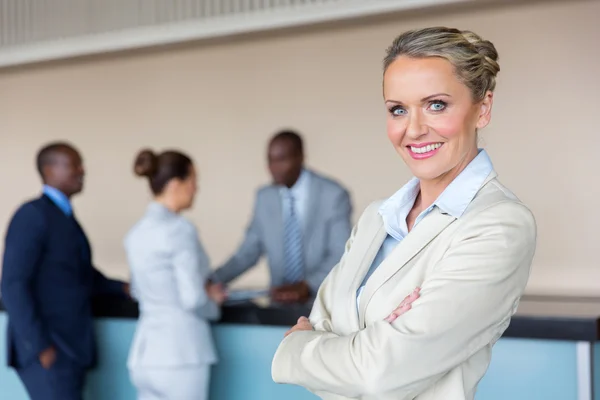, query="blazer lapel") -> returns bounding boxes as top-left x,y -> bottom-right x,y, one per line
42,195 -> 91,260
264,187 -> 285,284
303,174 -> 321,253
357,209 -> 456,327
482,169 -> 497,187
345,217 -> 387,330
